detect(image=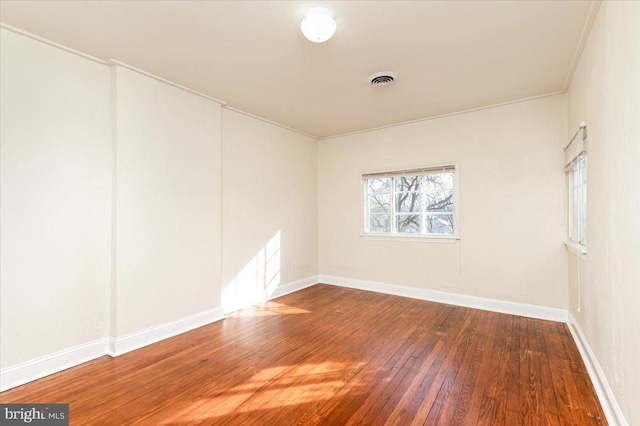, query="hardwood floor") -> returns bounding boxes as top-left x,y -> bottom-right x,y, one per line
0,284 -> 606,425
